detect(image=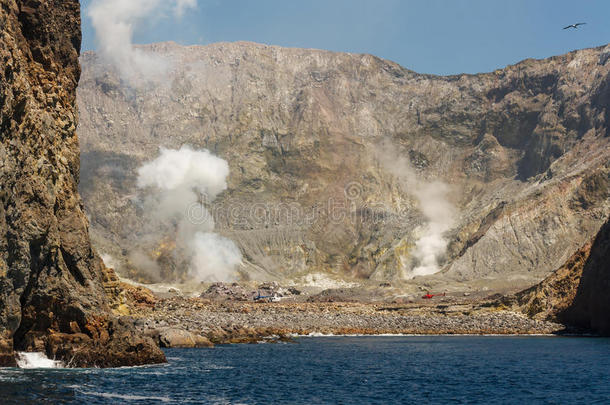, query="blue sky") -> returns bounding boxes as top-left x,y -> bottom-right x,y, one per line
80,0 -> 610,76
